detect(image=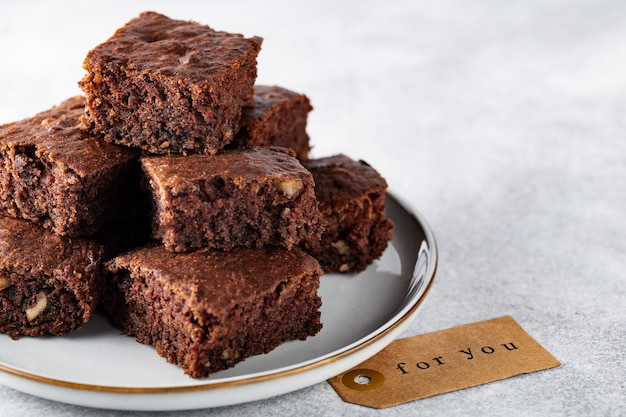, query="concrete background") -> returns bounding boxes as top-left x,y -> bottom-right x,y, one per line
1,1 -> 624,415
